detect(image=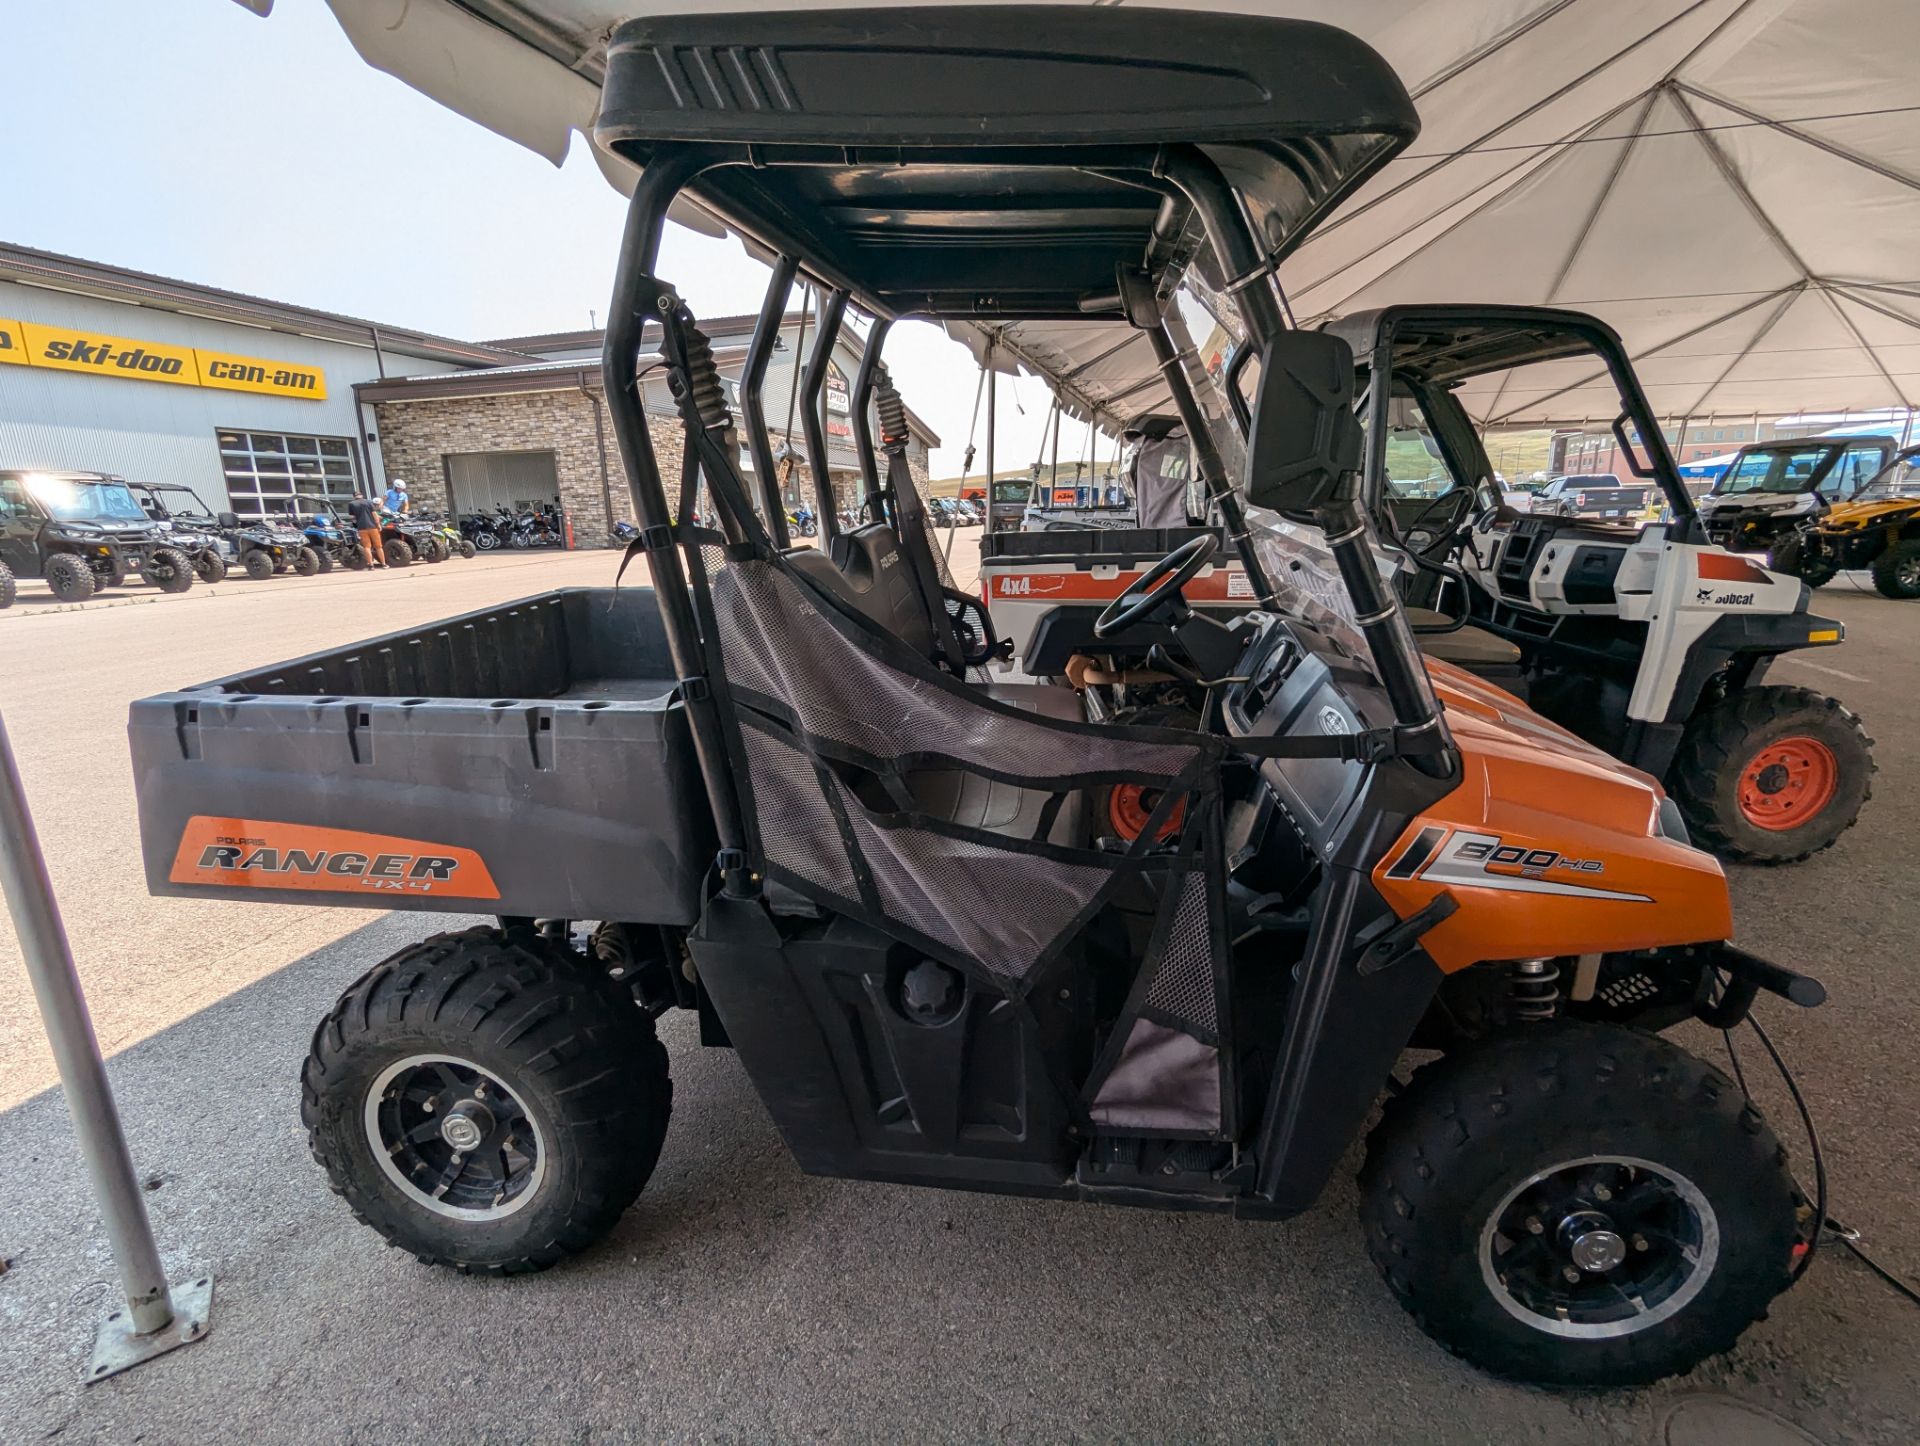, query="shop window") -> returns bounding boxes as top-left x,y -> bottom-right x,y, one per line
219,428 -> 360,523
